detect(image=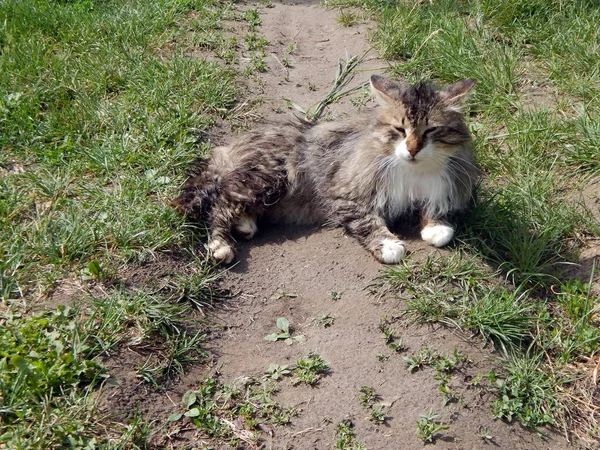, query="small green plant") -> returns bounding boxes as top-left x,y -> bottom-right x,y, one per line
337,9 -> 360,27
489,353 -> 561,429
330,290 -> 342,301
359,386 -> 387,425
437,372 -> 461,406
170,376 -> 296,443
434,349 -> 467,374
378,317 -> 406,353
313,313 -> 335,327
293,352 -> 329,386
248,53 -> 268,73
335,419 -> 366,450
402,347 -> 438,373
286,42 -> 297,55
243,9 -> 261,29
416,410 -> 449,443
376,353 -> 390,362
370,407 -> 387,425
477,426 -> 494,442
269,289 -> 298,301
403,347 -> 467,405
264,363 -> 292,381
264,317 -> 306,344
244,32 -> 269,51
359,385 -> 379,407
